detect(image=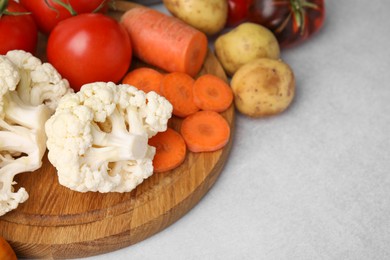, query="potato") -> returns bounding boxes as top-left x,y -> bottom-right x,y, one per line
163,0 -> 228,35
231,58 -> 295,117
215,22 -> 280,76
